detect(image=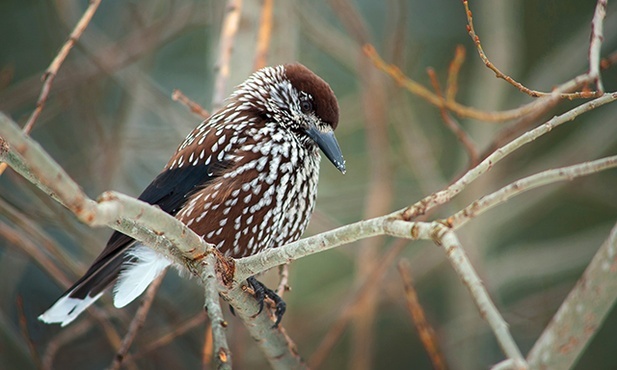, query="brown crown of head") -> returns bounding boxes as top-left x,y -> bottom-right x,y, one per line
284,63 -> 339,130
